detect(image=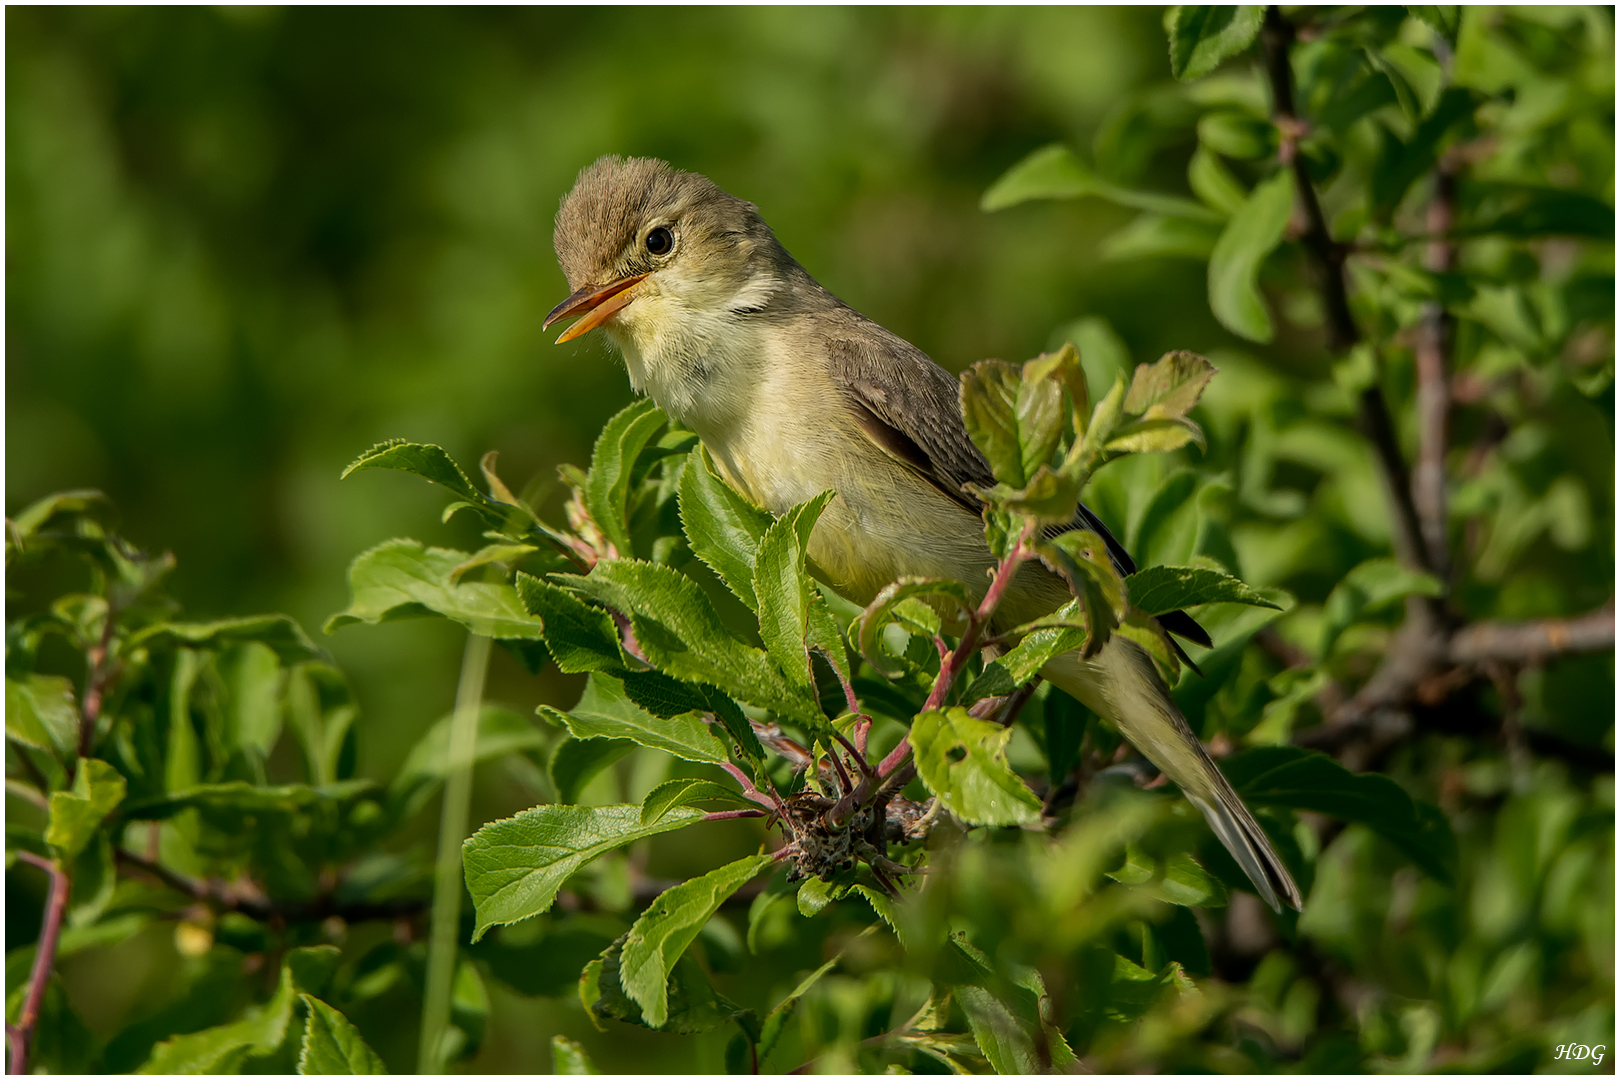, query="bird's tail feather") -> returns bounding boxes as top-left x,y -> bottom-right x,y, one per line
1043,638 -> 1303,913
